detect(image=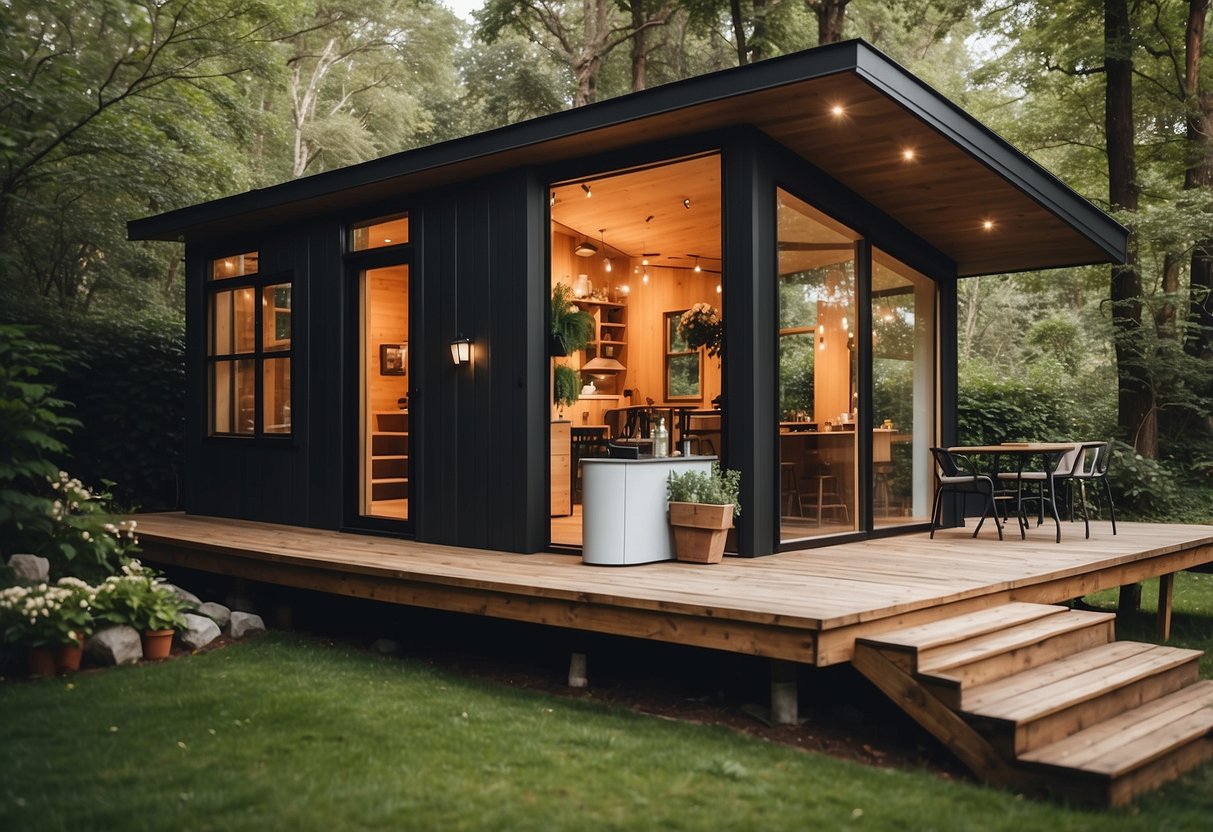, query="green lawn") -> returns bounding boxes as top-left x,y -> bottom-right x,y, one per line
3,622 -> 1213,831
